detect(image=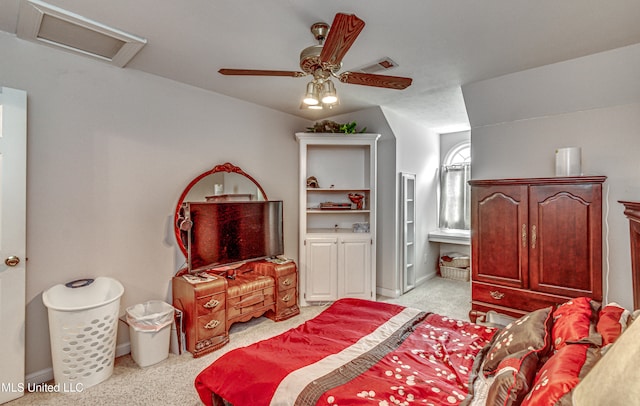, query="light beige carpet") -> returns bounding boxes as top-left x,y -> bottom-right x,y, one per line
8,276 -> 470,406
